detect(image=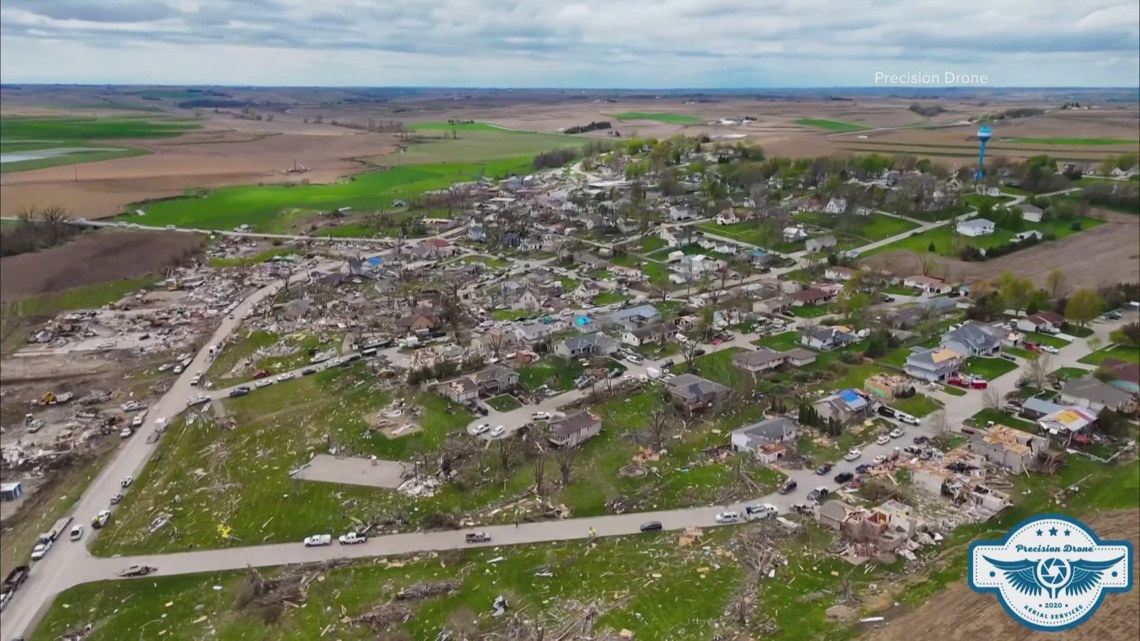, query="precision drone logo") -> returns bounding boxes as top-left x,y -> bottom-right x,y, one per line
970,514 -> 1133,631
